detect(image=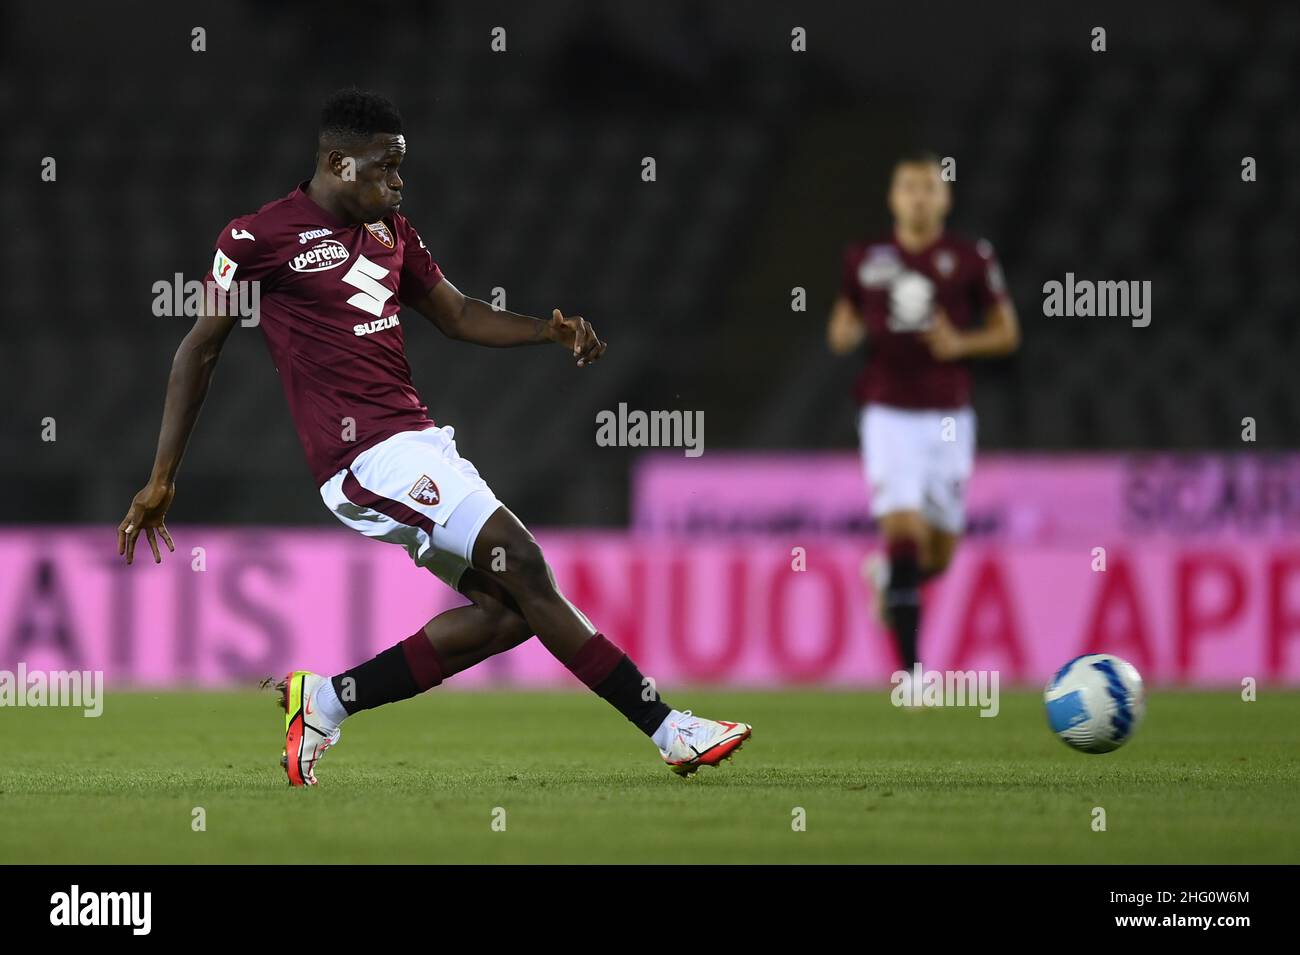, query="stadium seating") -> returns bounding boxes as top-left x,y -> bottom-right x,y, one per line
5,3 -> 1295,525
